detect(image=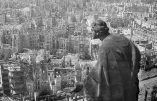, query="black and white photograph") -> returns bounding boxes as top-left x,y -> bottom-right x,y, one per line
0,0 -> 156,101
